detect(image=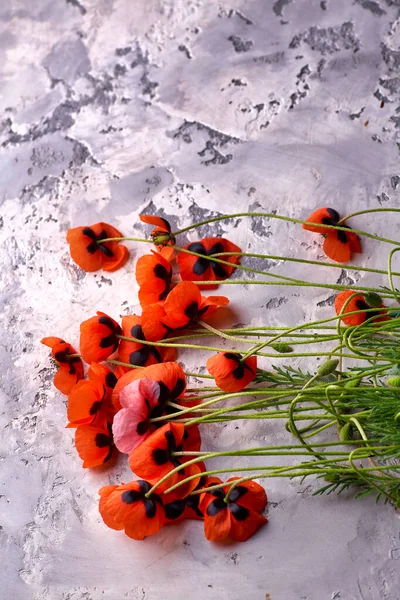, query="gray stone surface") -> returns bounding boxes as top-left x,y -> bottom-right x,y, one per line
1,1 -> 400,598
